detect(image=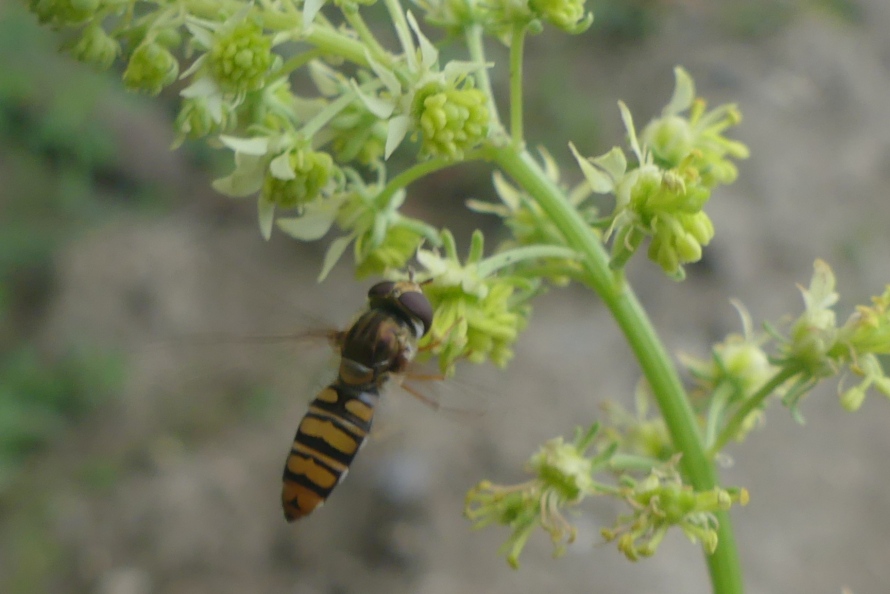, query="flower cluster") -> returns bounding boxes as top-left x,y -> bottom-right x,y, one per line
465,425 -> 607,567
601,463 -> 749,561
123,42 -> 179,96
414,84 -> 490,160
680,302 -> 777,444
466,423 -> 748,566
777,260 -> 890,412
599,388 -> 673,461
212,134 -> 340,239
572,67 -> 748,279
29,0 -> 97,27
206,18 -> 273,94
413,230 -> 540,374
351,12 -> 491,161
70,23 -> 119,68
